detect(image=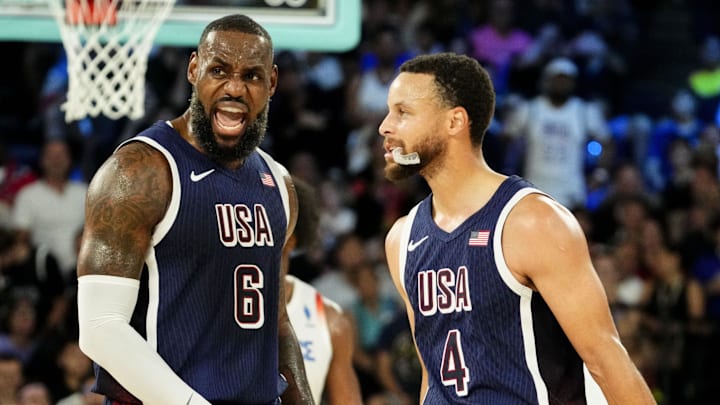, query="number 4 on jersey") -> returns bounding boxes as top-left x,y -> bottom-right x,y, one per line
441,329 -> 470,396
